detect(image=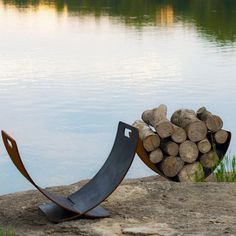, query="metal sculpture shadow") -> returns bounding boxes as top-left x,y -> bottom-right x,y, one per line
136,131 -> 231,182
1,121 -> 138,223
